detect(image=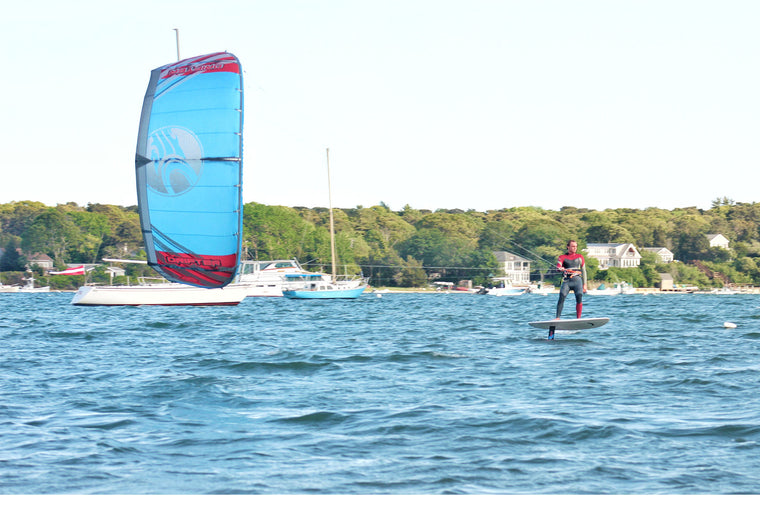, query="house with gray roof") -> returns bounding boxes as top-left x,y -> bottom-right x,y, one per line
584,243 -> 642,269
642,247 -> 674,263
493,251 -> 531,284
